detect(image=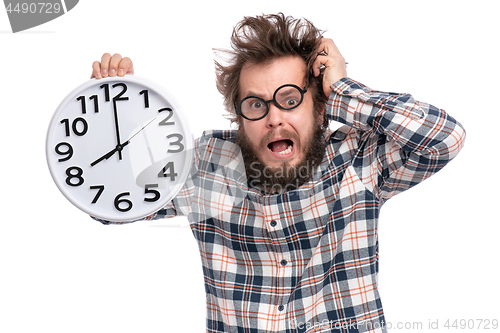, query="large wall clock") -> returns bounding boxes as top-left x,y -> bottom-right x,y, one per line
46,75 -> 193,222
